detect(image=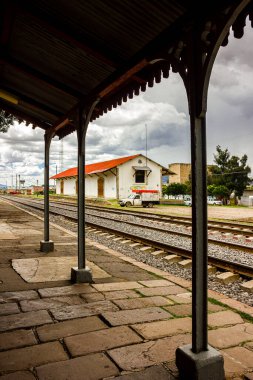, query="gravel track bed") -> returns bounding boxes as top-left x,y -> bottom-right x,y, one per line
87,214 -> 253,268
86,208 -> 253,247
10,202 -> 252,307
